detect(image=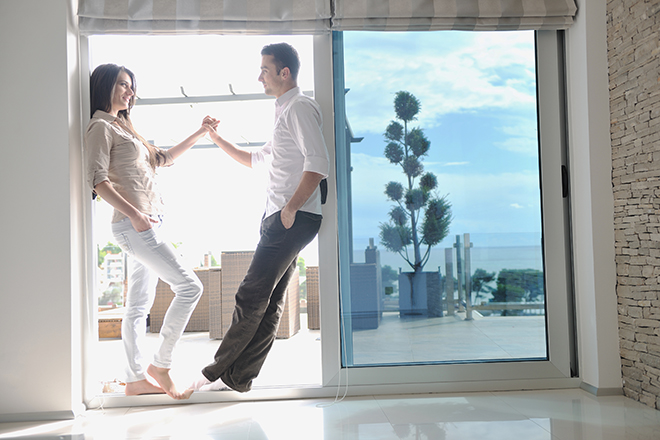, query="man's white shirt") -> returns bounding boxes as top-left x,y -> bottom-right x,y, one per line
252,87 -> 330,217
